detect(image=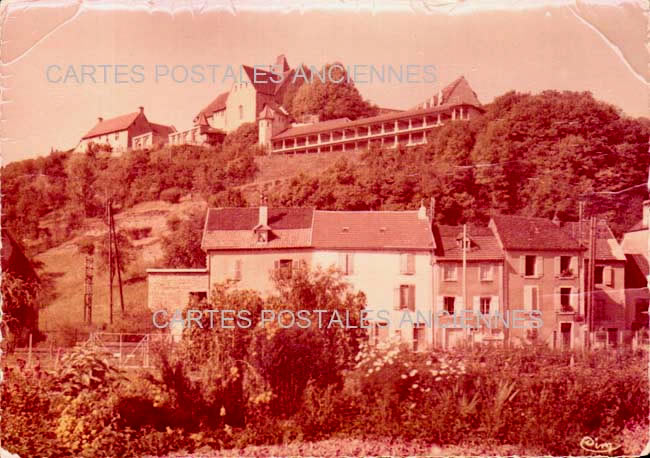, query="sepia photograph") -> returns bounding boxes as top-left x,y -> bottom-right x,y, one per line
0,0 -> 649,456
